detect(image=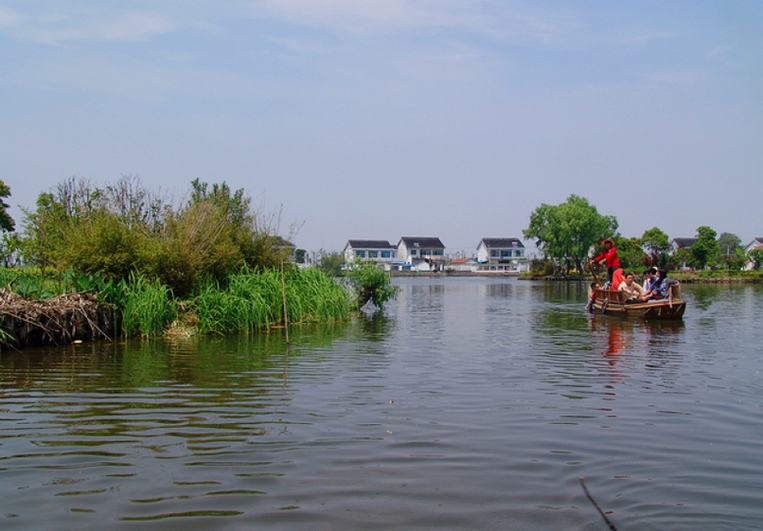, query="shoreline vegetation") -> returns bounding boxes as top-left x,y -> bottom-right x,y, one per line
0,176 -> 402,352
0,263 -> 398,352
